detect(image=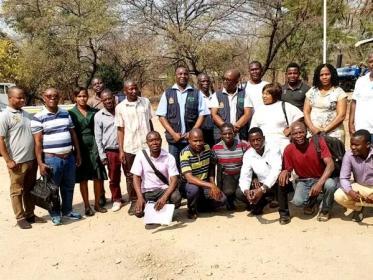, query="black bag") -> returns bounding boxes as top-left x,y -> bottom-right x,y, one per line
30,175 -> 61,212
312,133 -> 345,178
